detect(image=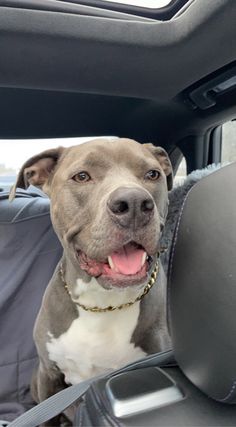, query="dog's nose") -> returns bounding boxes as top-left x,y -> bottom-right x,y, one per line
107,187 -> 154,228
